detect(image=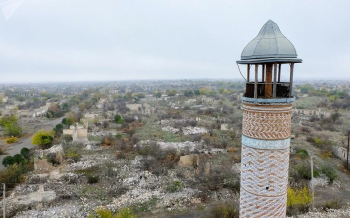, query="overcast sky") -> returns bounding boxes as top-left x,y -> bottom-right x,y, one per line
0,0 -> 349,83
